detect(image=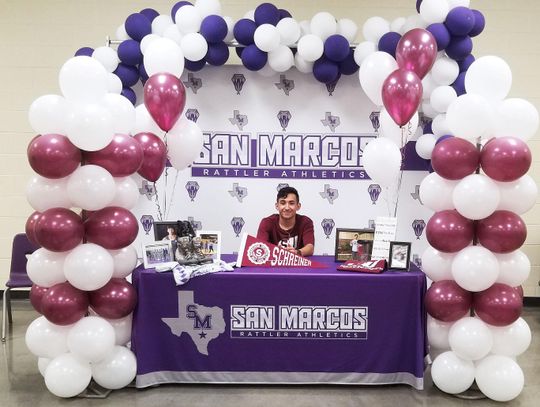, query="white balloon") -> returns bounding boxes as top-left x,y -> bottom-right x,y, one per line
431,55 -> 459,86
447,93 -> 493,141
27,175 -> 71,212
420,0 -> 450,24
493,98 -> 539,142
353,41 -> 376,66
144,37 -> 185,77
337,18 -> 358,42
110,176 -> 139,209
38,357 -> 51,377
102,93 -> 135,134
359,51 -> 398,106
427,315 -> 453,349
421,72 -> 437,100
92,46 -> 119,73
299,20 -> 310,36
109,245 -> 138,279
449,317 -> 493,360
268,45 -> 294,72
495,250 -> 531,287
28,94 -> 69,135
67,316 -> 116,363
168,118 -> 204,170
431,351 -> 475,394
194,0 -> 221,18
420,172 -> 457,211
421,100 -> 438,118
59,56 -> 108,103
415,133 -> 438,159
151,15 -> 174,36
421,246 -> 455,281
380,109 -> 418,147
310,12 -> 337,41
254,24 -> 281,53
107,73 -> 123,94
116,24 -> 130,41
431,114 -> 452,138
25,316 -> 71,358
489,318 -> 532,357
294,53 -> 314,73
362,16 -> 390,44
465,56 -> 512,101
362,138 -> 401,187
390,17 -> 406,34
430,86 -> 457,113
276,18 -> 301,46
65,102 -> 114,151
223,16 -> 235,42
140,33 -> 161,55
67,165 -> 115,211
475,355 -> 524,402
64,244 -> 114,291
453,174 -> 500,220
297,34 -> 324,62
497,175 -> 538,215
402,14 -> 428,33
180,32 -> 208,61
133,104 -> 162,135
91,346 -> 137,389
27,249 -> 68,287
44,353 -> 92,398
163,25 -> 183,45
451,246 -> 499,292
105,314 -> 133,345
175,5 -> 202,34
